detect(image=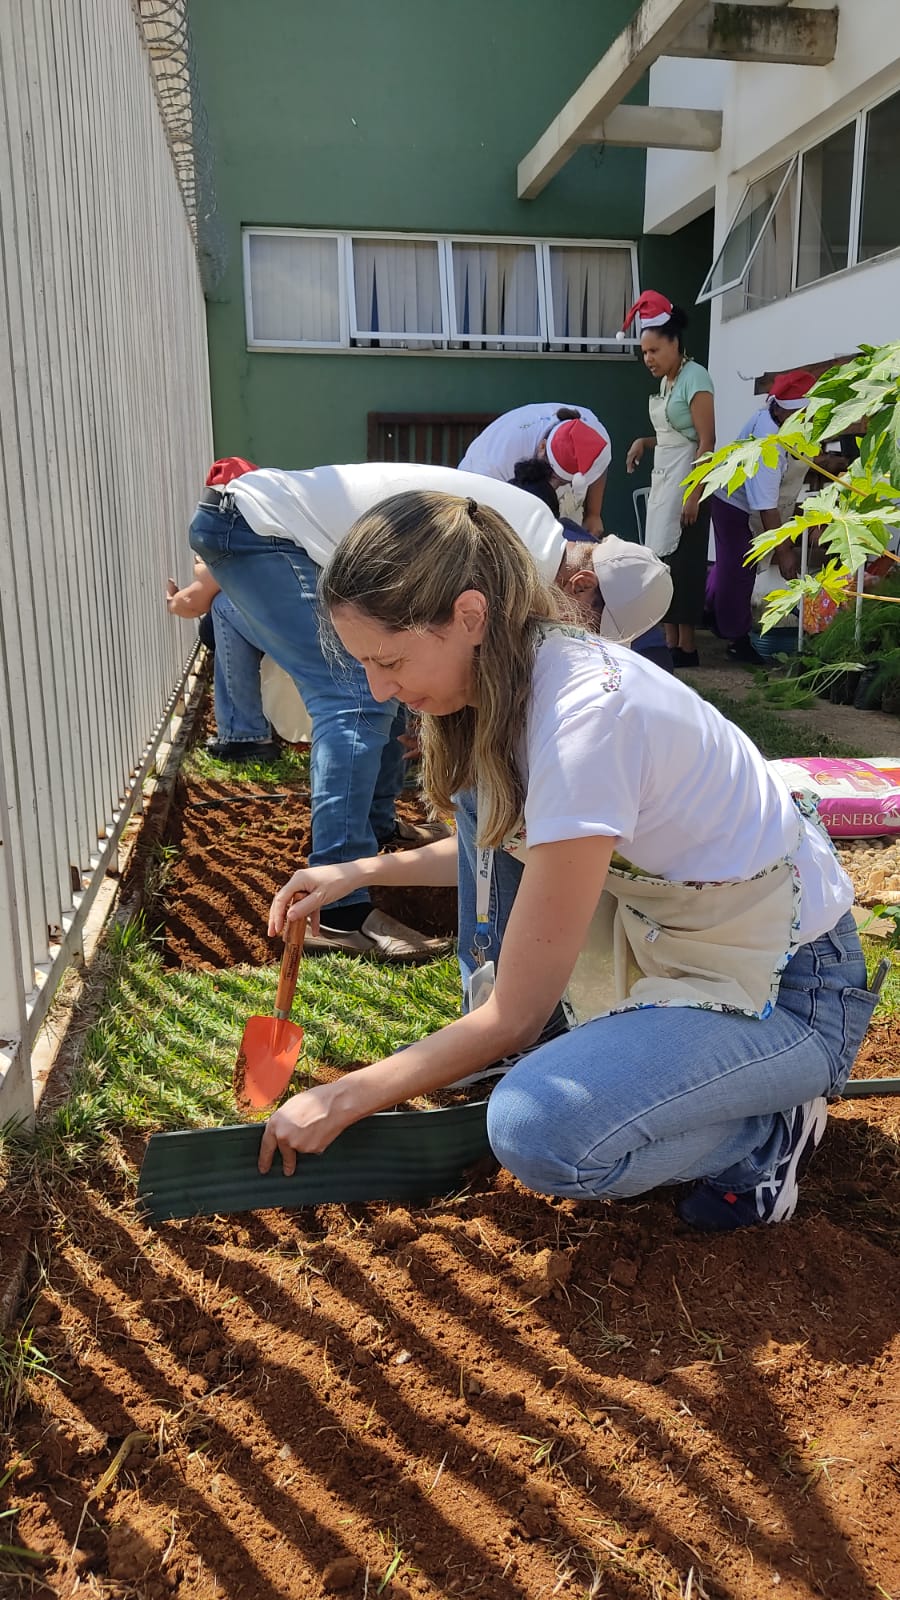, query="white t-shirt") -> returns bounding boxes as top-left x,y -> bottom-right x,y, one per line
522,631 -> 852,942
229,462 -> 566,583
458,403 -> 612,484
713,404 -> 784,514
